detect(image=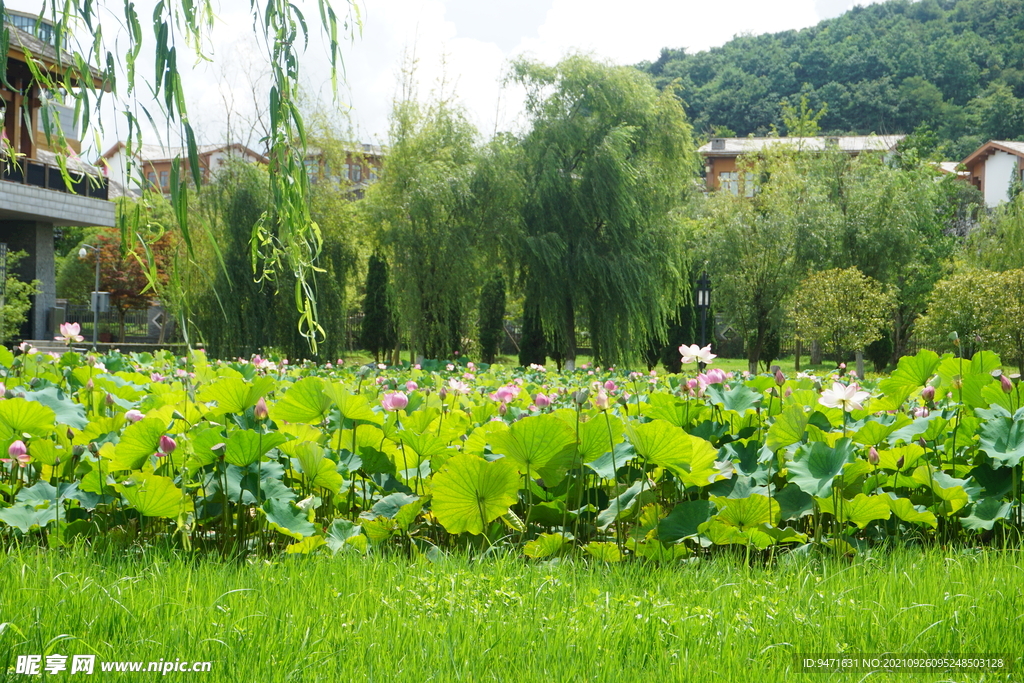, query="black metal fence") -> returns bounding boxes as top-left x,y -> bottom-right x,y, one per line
1,158 -> 109,200
61,304 -> 158,343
